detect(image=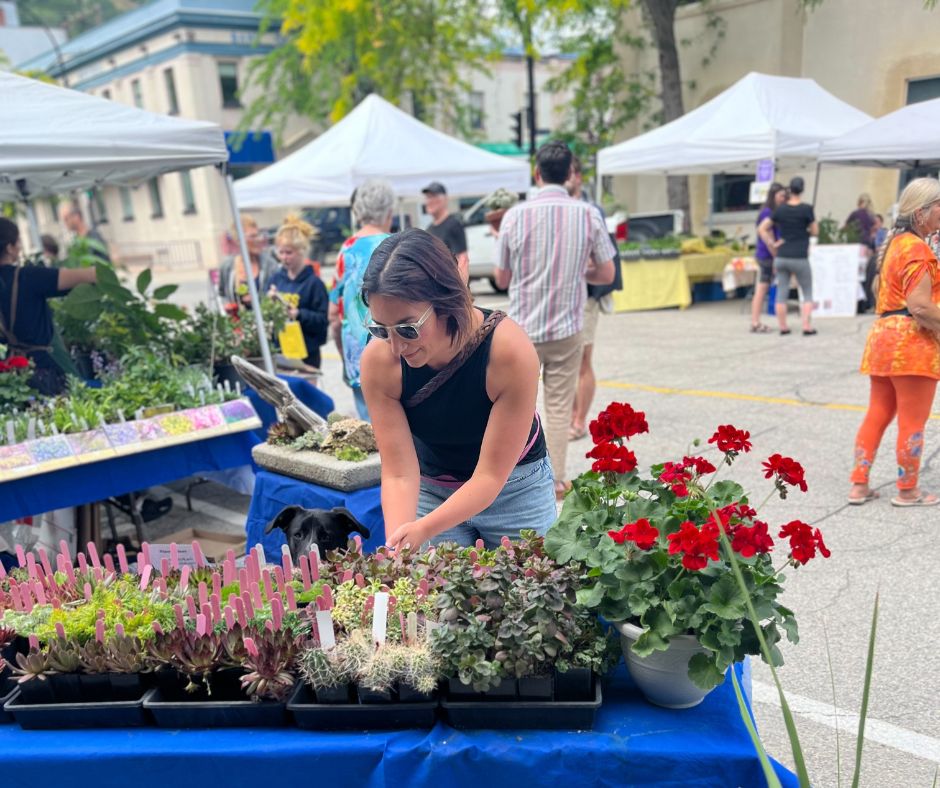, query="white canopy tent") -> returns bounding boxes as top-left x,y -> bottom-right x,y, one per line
0,71 -> 273,372
597,72 -> 872,177
235,94 -> 531,208
818,97 -> 940,168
